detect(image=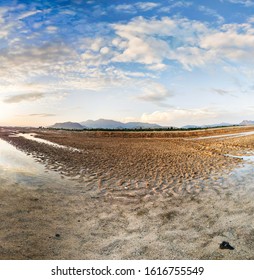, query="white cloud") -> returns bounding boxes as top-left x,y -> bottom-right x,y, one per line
109,16 -> 254,71
0,43 -> 77,80
138,83 -> 173,102
140,108 -> 217,126
159,1 -> 192,13
46,26 -> 58,33
90,38 -> 106,52
113,2 -> 160,13
111,16 -> 209,70
111,17 -> 173,66
114,4 -> 135,13
147,63 -> 167,71
200,24 -> 254,63
135,2 -> 160,11
171,46 -> 215,70
223,0 -> 254,6
113,35 -> 170,66
60,10 -> 76,16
